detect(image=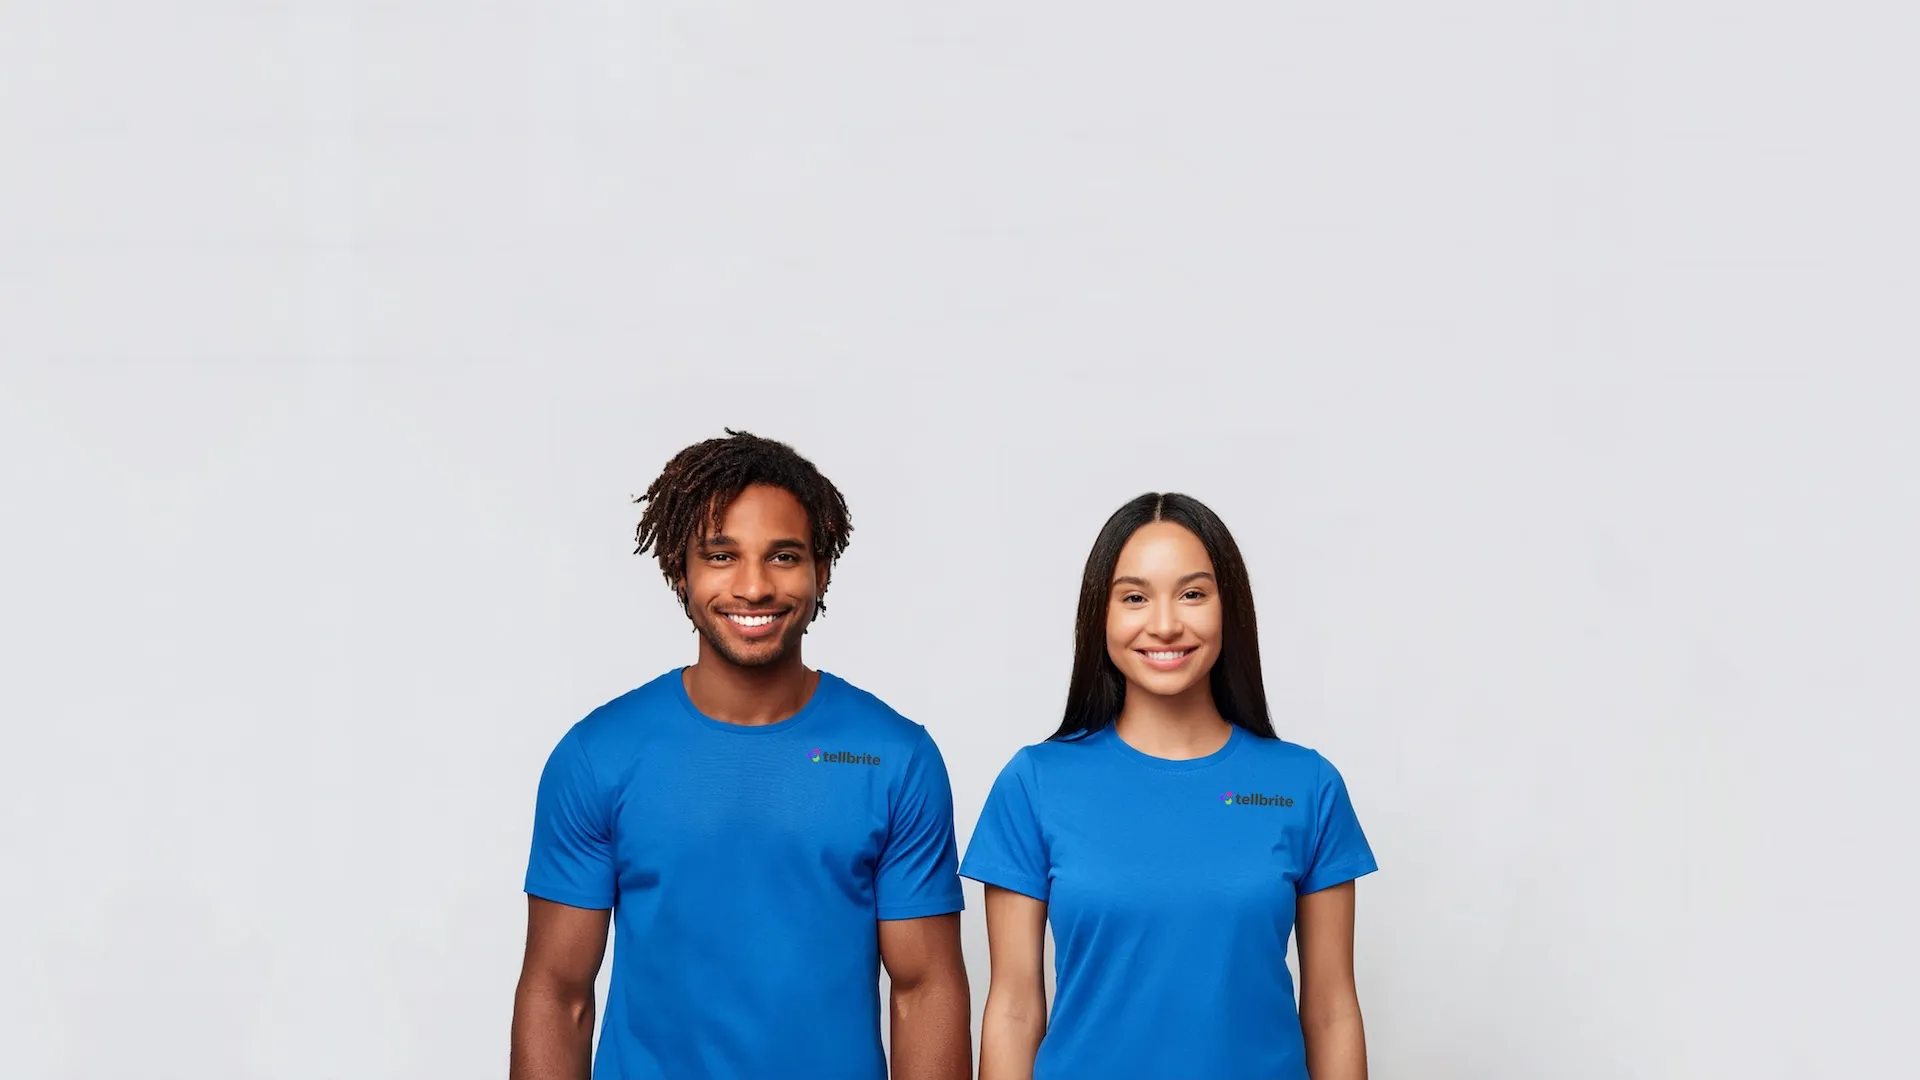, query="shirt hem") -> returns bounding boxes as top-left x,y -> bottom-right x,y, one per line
525,880 -> 615,911
1298,857 -> 1379,895
876,895 -> 966,921
959,864 -> 1050,903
